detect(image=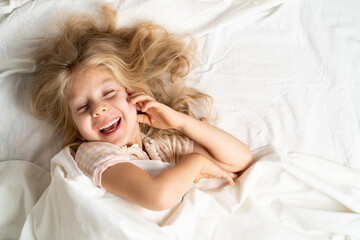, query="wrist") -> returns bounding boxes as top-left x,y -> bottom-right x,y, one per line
172,111 -> 188,132
175,112 -> 192,132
